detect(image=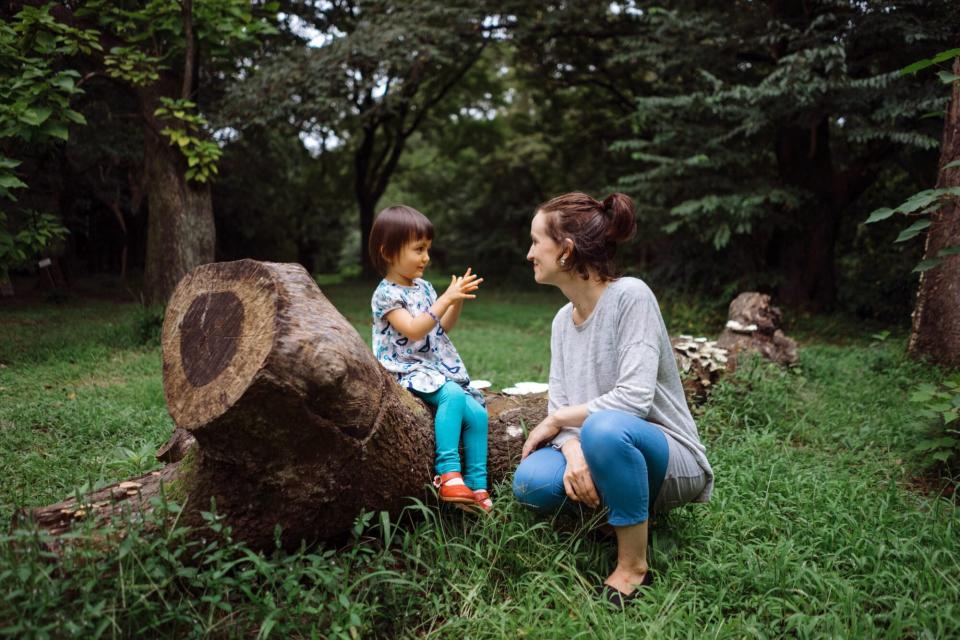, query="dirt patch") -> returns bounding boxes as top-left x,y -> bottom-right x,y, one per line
906,472 -> 957,500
